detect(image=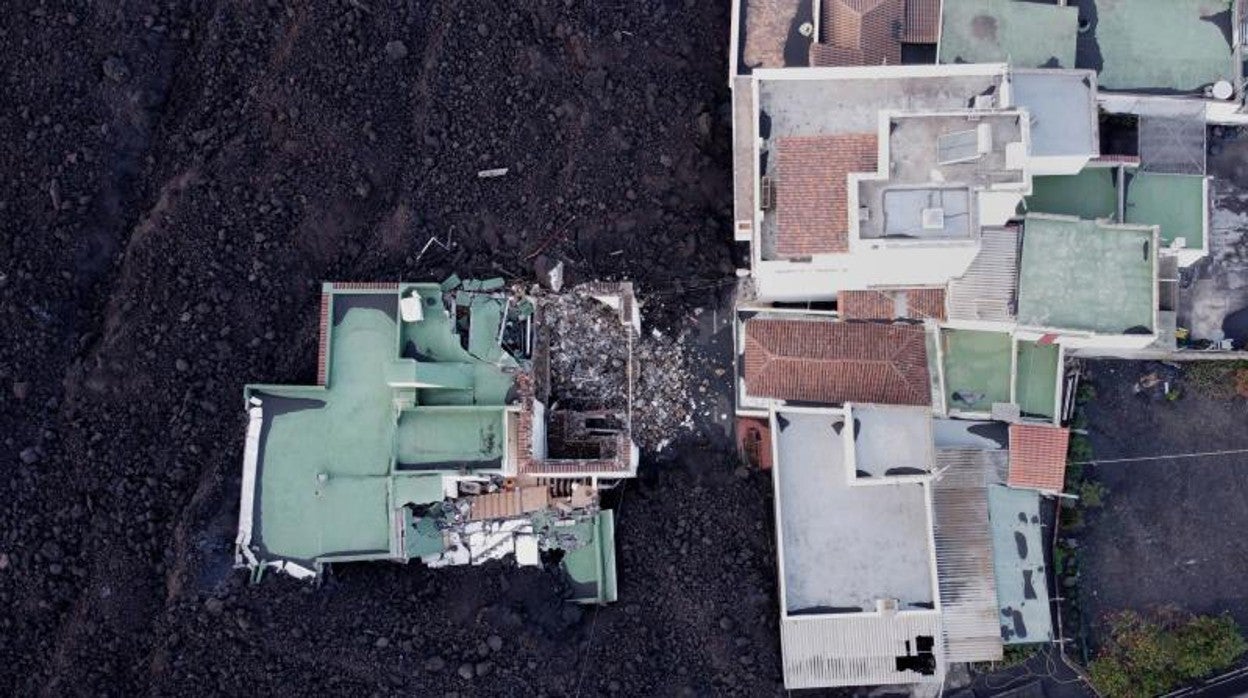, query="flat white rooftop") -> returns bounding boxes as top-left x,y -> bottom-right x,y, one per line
775,410 -> 935,614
